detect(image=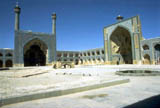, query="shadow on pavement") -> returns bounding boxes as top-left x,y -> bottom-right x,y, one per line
0,68 -> 9,70
123,94 -> 160,108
